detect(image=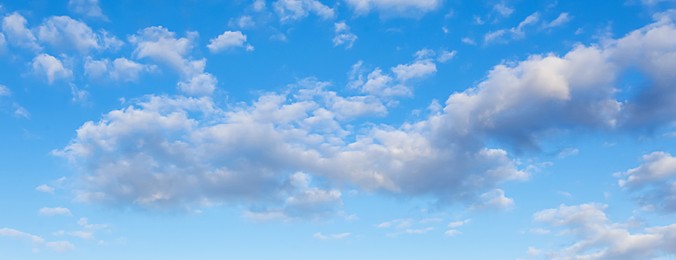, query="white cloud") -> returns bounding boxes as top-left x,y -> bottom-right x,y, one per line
348,51 -> 437,98
492,3 -> 514,18
2,12 -> 40,51
35,184 -> 55,193
437,50 -> 456,63
68,0 -> 107,19
253,0 -> 266,11
32,54 -> 72,84
461,37 -> 476,45
444,229 -> 461,236
228,16 -> 255,29
0,84 -> 9,96
532,203 -> 676,259
617,151 -> 676,213
38,207 -> 73,216
447,219 -> 470,228
313,232 -> 351,240
37,16 -> 101,53
46,241 -> 75,252
0,228 -> 45,243
484,12 -> 540,44
207,31 -> 253,53
273,0 -> 335,22
54,13 -> 676,216
546,12 -> 571,28
85,57 -> 153,82
333,21 -> 357,49
130,26 -> 217,96
344,0 -> 441,17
